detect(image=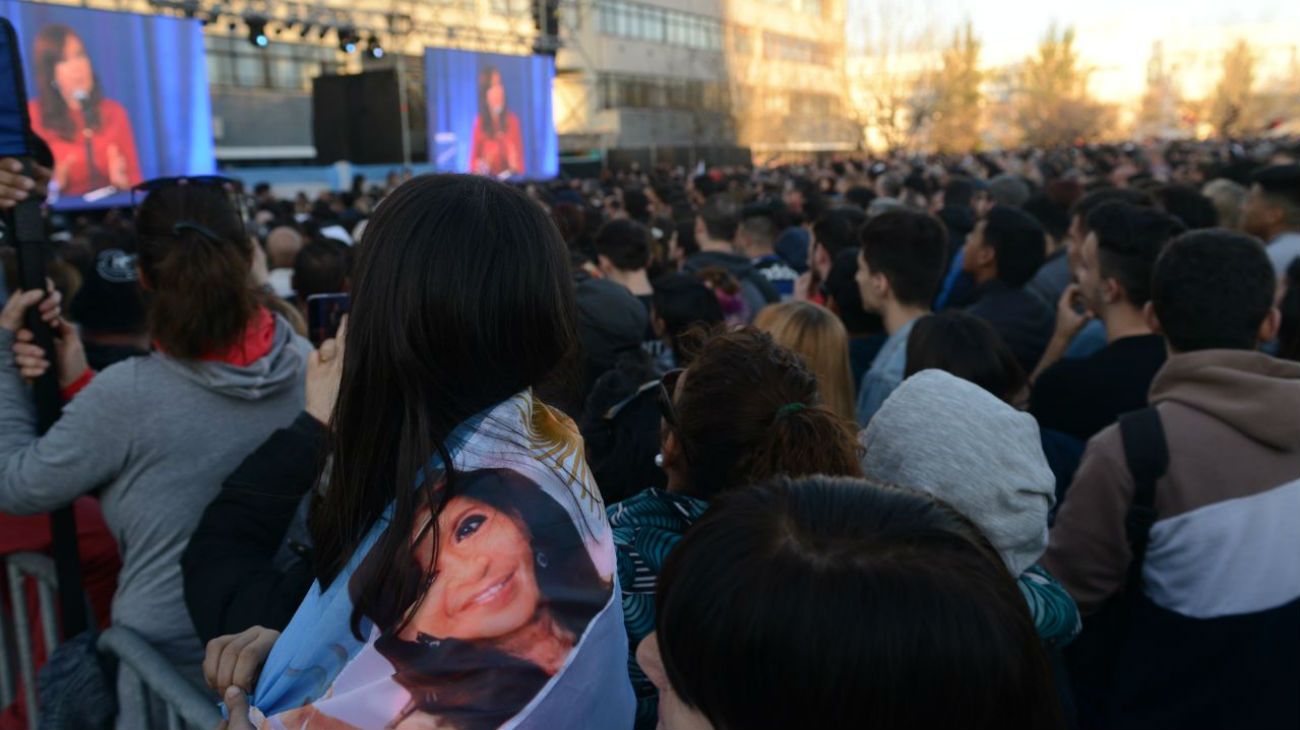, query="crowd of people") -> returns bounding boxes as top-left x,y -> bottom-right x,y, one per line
0,134 -> 1297,730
